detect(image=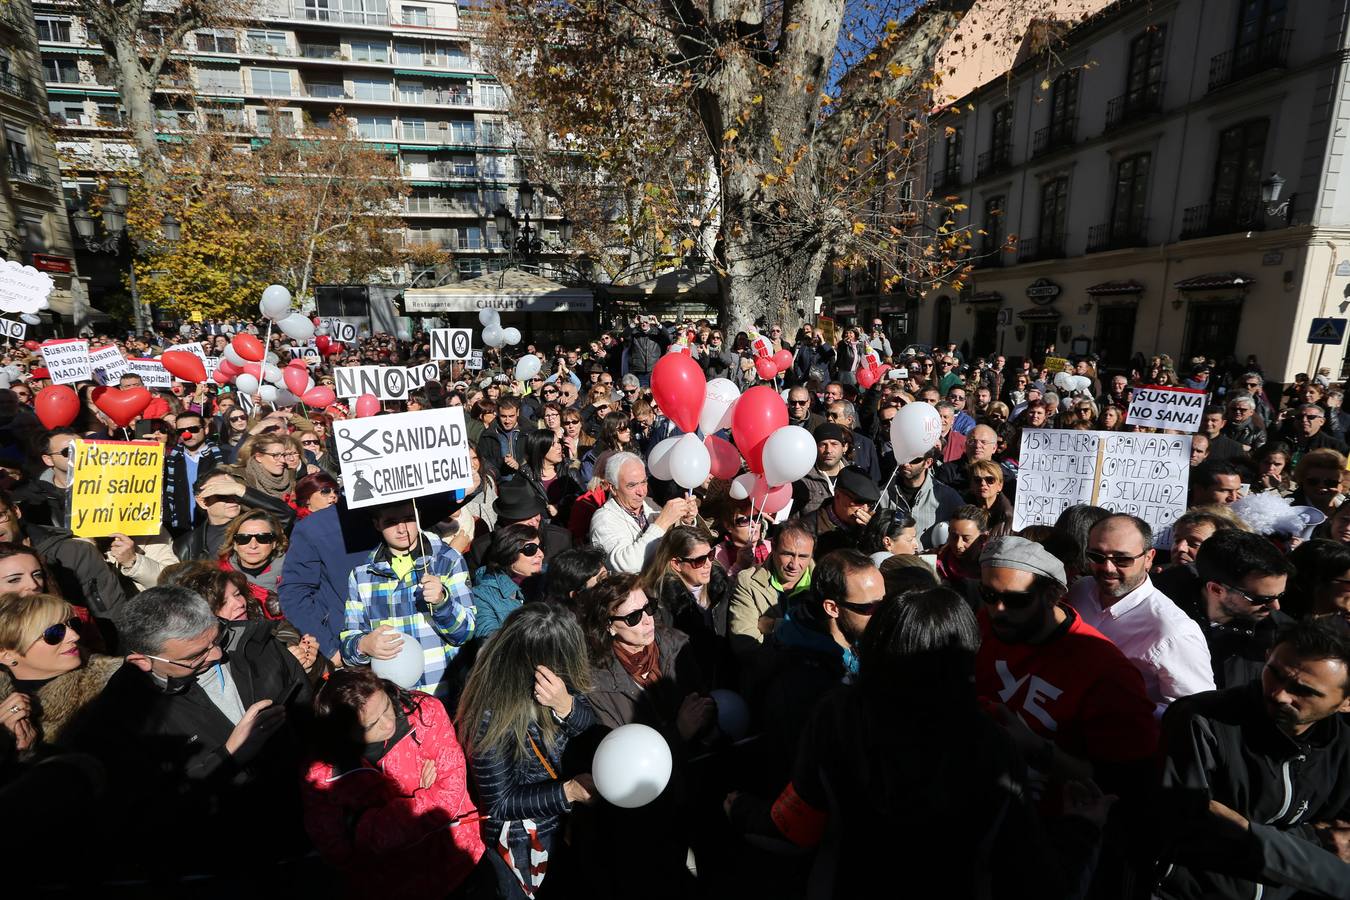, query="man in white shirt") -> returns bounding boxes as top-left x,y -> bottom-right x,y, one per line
1068,513 -> 1214,716
588,451 -> 695,573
